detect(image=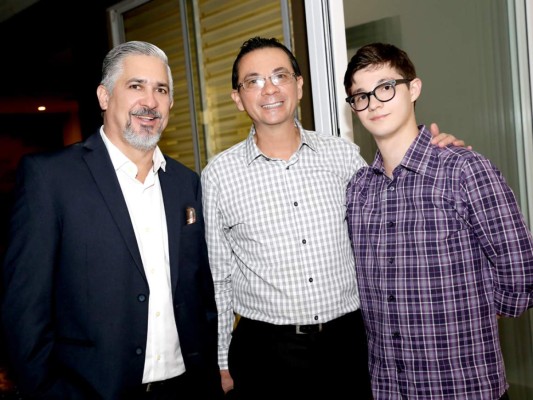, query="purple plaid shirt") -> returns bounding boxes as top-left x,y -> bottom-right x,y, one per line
347,126 -> 533,399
